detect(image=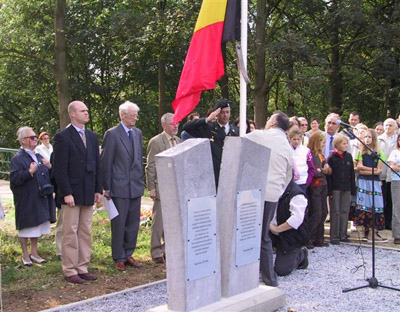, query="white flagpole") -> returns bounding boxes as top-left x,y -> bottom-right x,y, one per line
239,0 -> 248,137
